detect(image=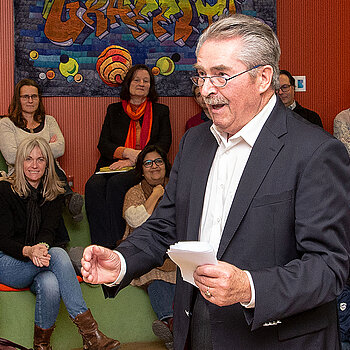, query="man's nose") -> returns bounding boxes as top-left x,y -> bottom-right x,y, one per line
200,77 -> 217,97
